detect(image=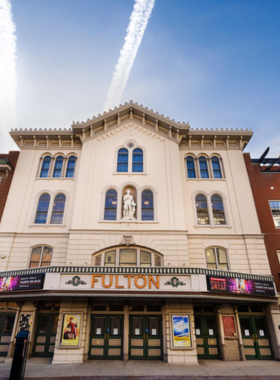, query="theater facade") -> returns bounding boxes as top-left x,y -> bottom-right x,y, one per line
0,102 -> 279,364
